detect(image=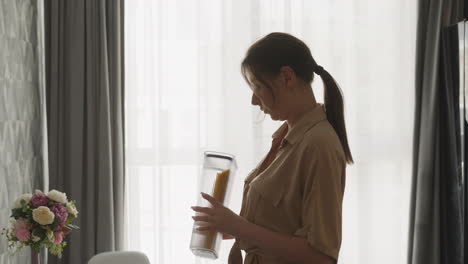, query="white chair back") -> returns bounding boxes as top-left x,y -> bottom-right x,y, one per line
88,251 -> 150,264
